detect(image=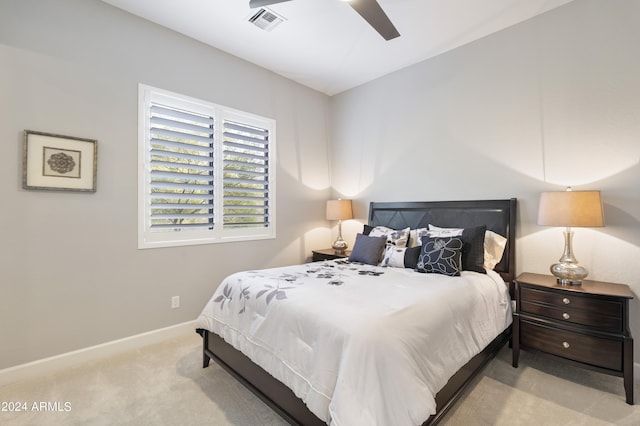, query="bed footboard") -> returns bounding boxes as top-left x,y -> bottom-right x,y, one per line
197,327 -> 511,425
197,328 -> 326,426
